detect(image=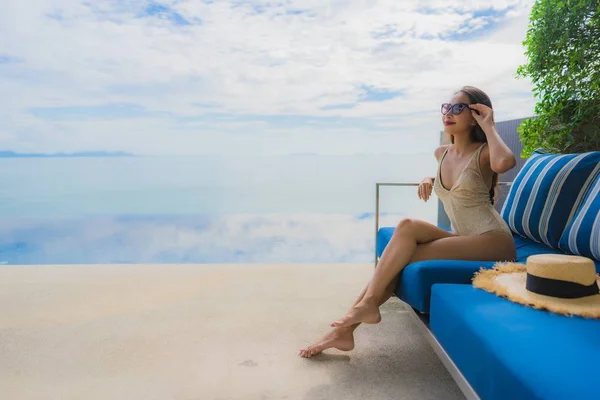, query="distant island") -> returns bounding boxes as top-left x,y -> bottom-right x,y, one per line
0,151 -> 135,158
